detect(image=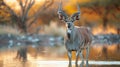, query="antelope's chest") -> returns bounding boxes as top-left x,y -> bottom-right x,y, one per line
65,39 -> 80,51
